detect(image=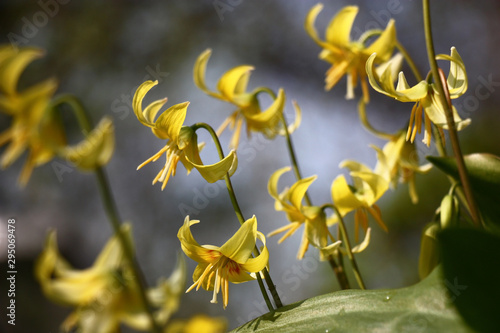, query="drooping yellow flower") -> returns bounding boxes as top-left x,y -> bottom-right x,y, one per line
59,116 -> 115,170
178,215 -> 268,309
35,225 -> 186,333
165,314 -> 227,333
372,131 -> 432,204
305,4 -> 397,102
194,49 -> 300,149
366,47 -> 470,146
331,161 -> 389,242
0,45 -> 65,185
268,167 -> 341,260
133,80 -> 238,190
